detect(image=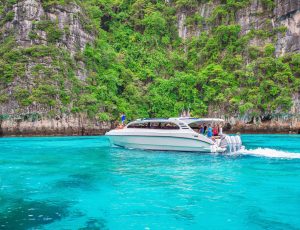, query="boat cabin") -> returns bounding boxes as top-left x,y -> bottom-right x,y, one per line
125,118 -> 225,133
